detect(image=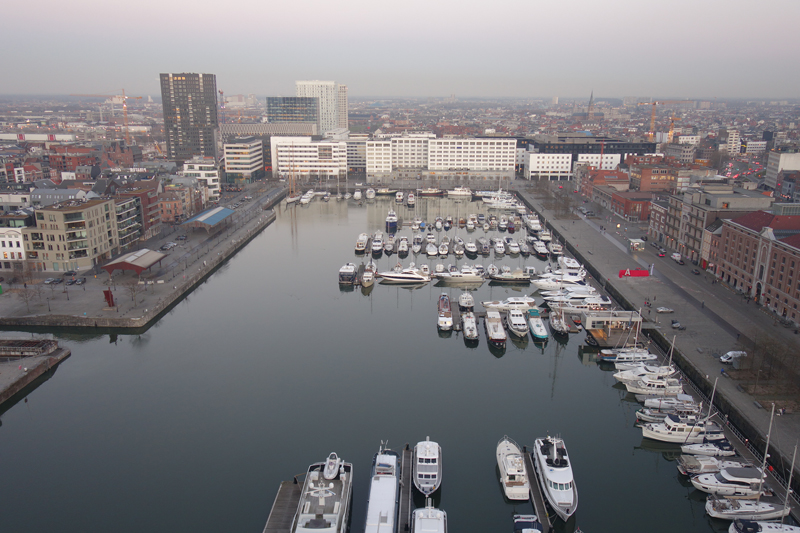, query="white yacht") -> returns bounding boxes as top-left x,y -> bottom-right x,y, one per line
681,440 -> 737,456
365,188 -> 376,199
533,436 -> 578,521
465,239 -> 478,255
412,504 -> 447,533
354,189 -> 363,200
527,309 -> 549,340
395,191 -> 404,203
538,229 -> 552,242
729,521 -> 800,533
642,414 -> 726,443
513,514 -> 543,533
413,437 -> 442,496
361,261 -> 376,288
462,312 -> 479,342
426,243 -> 439,257
548,242 -> 563,256
378,264 -> 432,284
386,209 -> 398,231
398,236 -> 409,256
355,233 -> 369,253
625,377 -> 684,396
407,192 -> 415,206
613,364 -> 677,385
494,238 -> 506,255
707,496 -> 791,521
677,455 -> 750,476
363,445 -> 400,533
459,291 -> 475,311
412,234 -> 423,254
439,236 -> 450,256
692,467 -> 767,498
485,311 -> 507,347
506,309 -> 530,338
496,436 -> 530,501
338,263 -> 357,285
635,402 -> 702,423
447,186 -> 472,197
437,294 -> 453,331
642,395 -> 697,410
291,453 -> 353,533
531,241 -> 549,258
527,216 -> 542,232
481,296 -> 539,312
372,232 -> 384,255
